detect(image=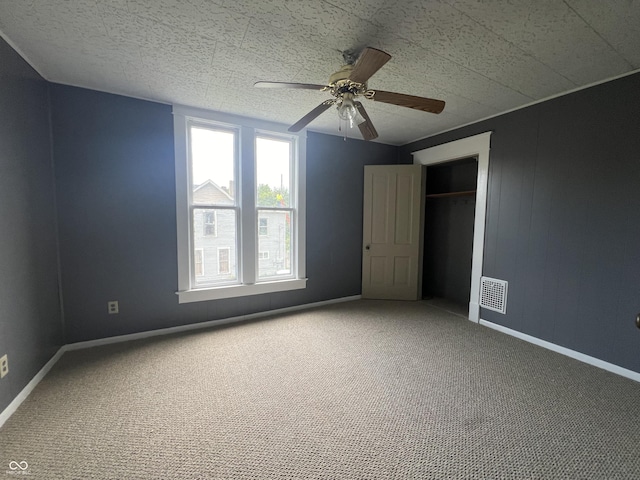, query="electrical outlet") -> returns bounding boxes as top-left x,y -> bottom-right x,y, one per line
0,355 -> 8,378
108,301 -> 119,314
